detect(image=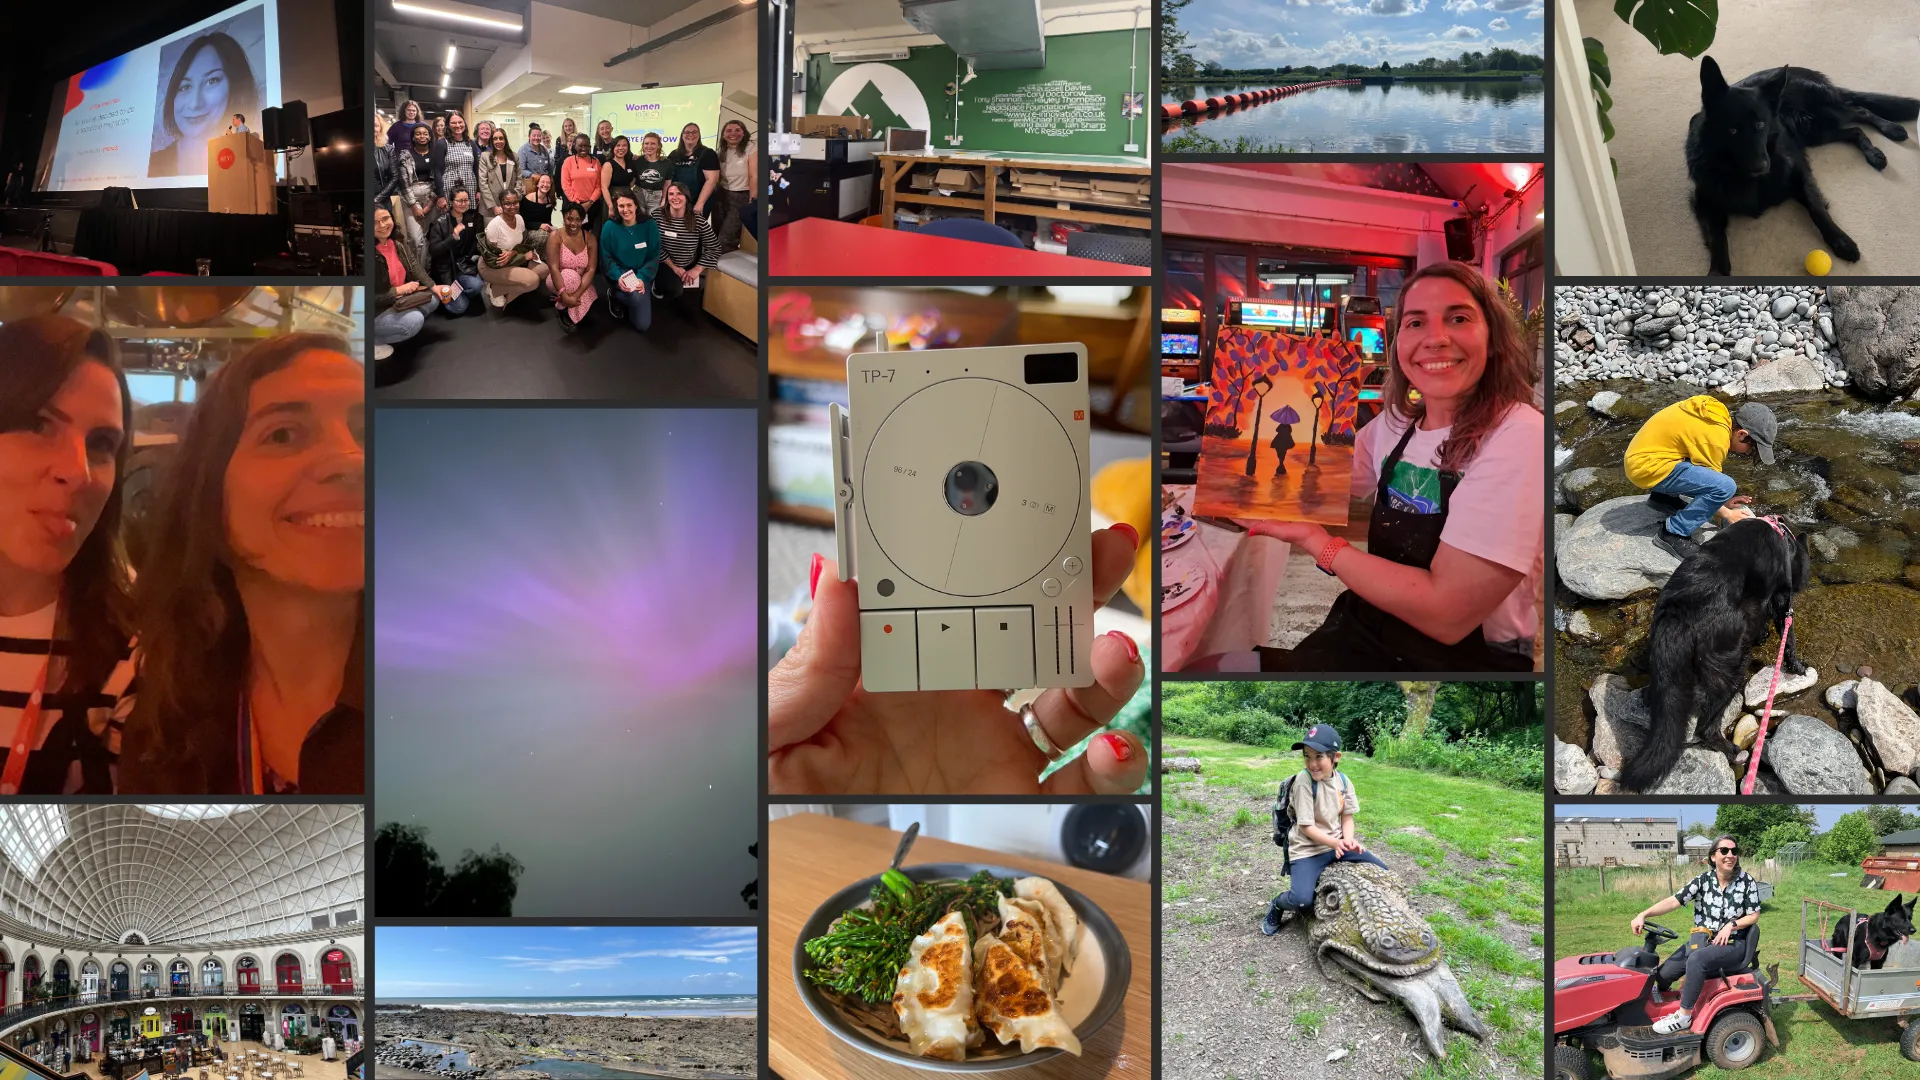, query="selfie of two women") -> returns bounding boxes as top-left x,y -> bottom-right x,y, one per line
0,285 -> 365,795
